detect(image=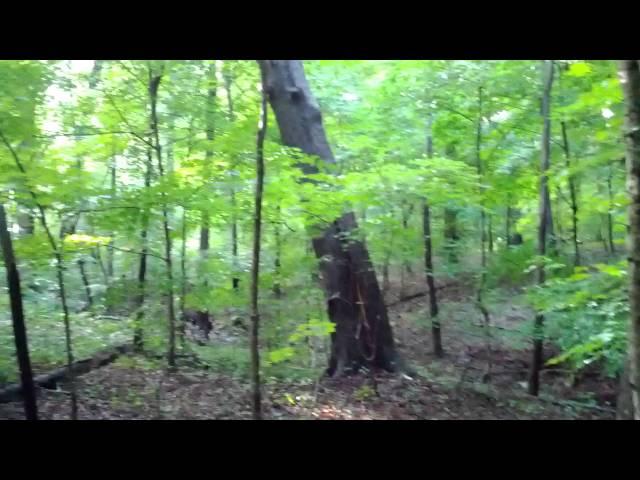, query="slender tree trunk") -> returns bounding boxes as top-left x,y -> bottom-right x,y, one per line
273,205 -> 282,298
401,201 -> 414,274
78,259 -> 93,308
488,214 -> 494,253
475,86 -> 492,382
561,120 -> 580,267
200,62 -> 217,256
148,66 -> 177,368
0,204 -> 38,420
224,63 -> 241,293
444,208 -> 459,263
107,141 -> 116,281
505,203 -> 511,246
607,165 -> 616,255
618,59 -> 640,419
529,60 -> 555,396
260,60 -> 399,376
1,131 -> 78,419
133,140 -> 153,352
424,111 -> 442,357
179,208 -> 187,349
382,249 -> 392,295
250,63 -> 268,420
